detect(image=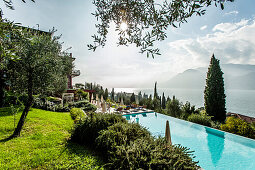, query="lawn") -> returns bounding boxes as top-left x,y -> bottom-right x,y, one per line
0,108 -> 104,169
